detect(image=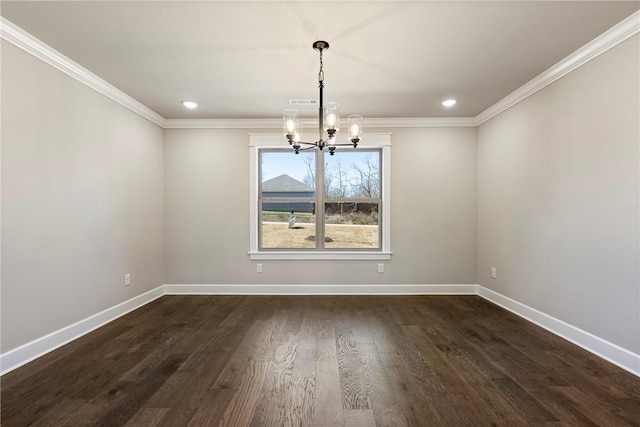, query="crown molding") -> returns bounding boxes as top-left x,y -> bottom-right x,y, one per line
365,117 -> 477,128
0,17 -> 166,127
476,10 -> 640,125
3,10 -> 638,130
163,116 -> 477,129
